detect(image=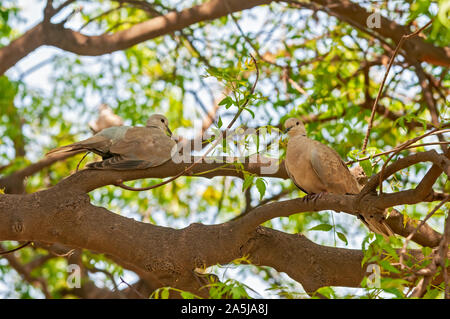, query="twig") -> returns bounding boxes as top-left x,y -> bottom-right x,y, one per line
87,266 -> 120,293
18,56 -> 58,81
76,152 -> 89,172
78,6 -> 122,32
118,276 -> 146,298
50,248 -> 75,257
361,20 -> 433,153
346,141 -> 450,165
114,54 -> 259,191
53,0 -> 77,16
399,197 -> 449,271
440,207 -> 450,299
0,241 -> 32,255
377,128 -> 449,193
288,78 -> 307,95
